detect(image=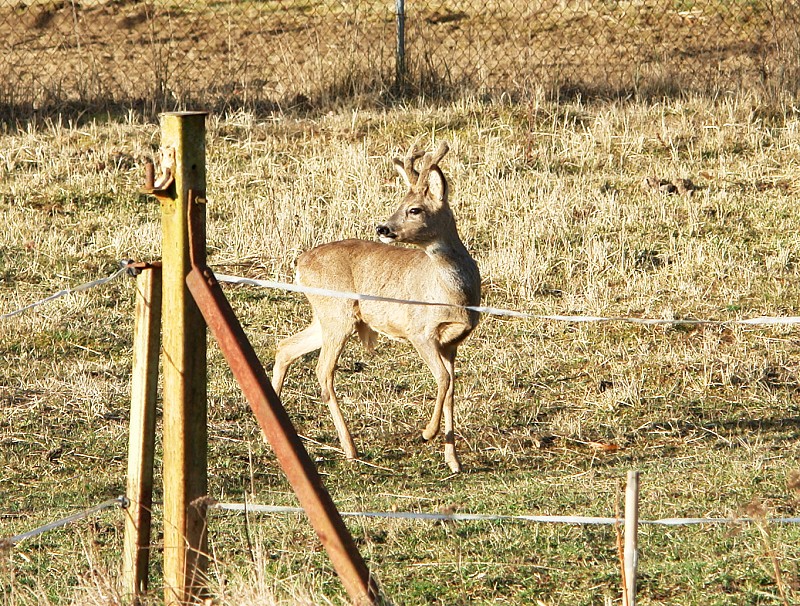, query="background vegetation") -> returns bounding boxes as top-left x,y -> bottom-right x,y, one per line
1,90 -> 800,604
2,0 -> 800,117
